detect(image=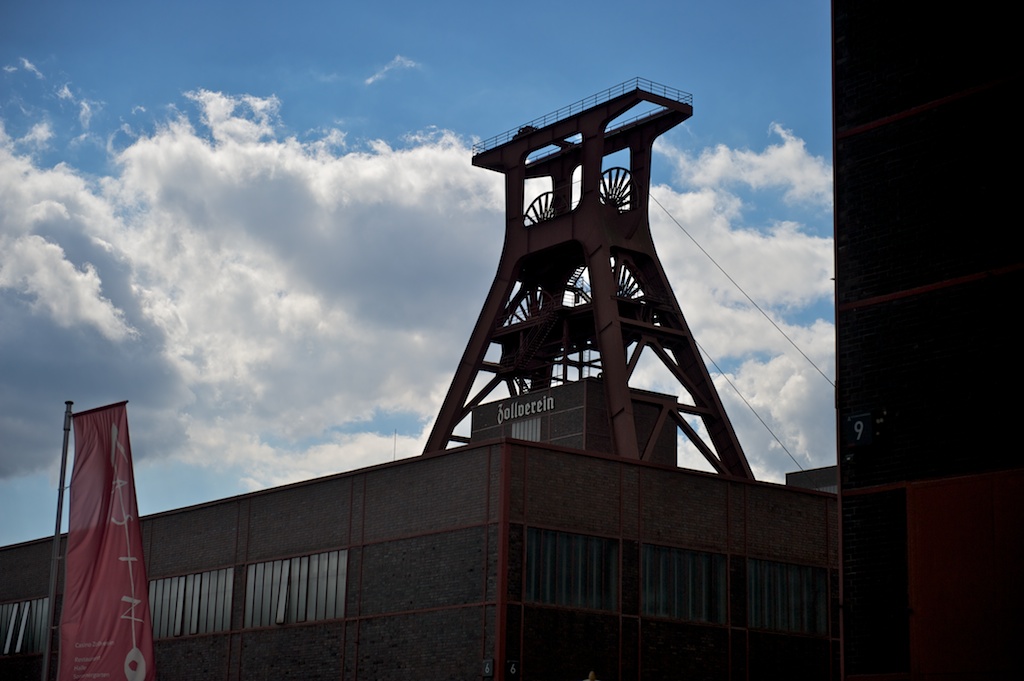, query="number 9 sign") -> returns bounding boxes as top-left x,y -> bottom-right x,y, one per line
844,412 -> 873,446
